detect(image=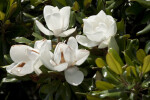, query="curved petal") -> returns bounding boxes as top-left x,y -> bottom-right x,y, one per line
27,48 -> 39,61
45,13 -> 63,34
58,27 -> 76,37
75,50 -> 89,65
54,63 -> 68,72
33,58 -> 43,75
35,20 -> 53,36
83,19 -> 93,34
44,6 -> 59,19
67,36 -> 78,50
10,45 -> 31,63
6,63 -> 17,74
97,10 -> 107,20
64,66 -> 84,86
40,42 -> 55,70
76,35 -> 99,47
98,38 -> 110,49
9,61 -> 34,76
34,39 -> 52,51
60,6 -> 70,30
